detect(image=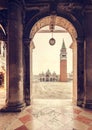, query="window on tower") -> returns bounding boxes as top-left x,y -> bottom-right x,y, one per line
62,55 -> 66,57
